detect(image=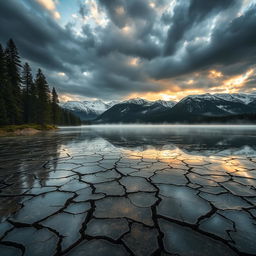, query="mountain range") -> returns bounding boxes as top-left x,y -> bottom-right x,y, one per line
60,98 -> 176,121
61,93 -> 256,123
